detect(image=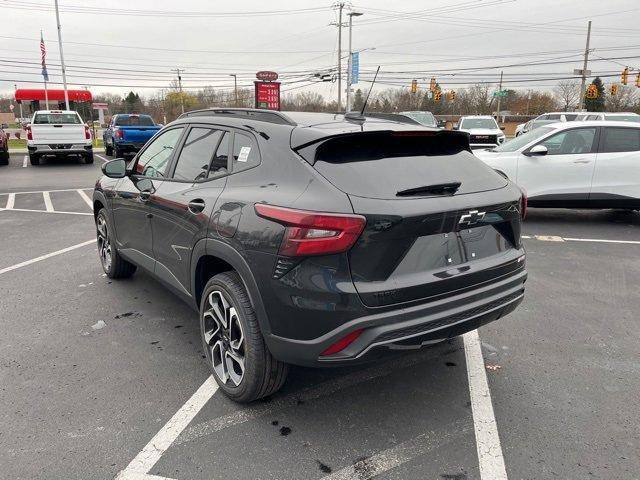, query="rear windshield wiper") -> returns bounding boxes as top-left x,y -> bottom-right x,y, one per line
396,182 -> 461,197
